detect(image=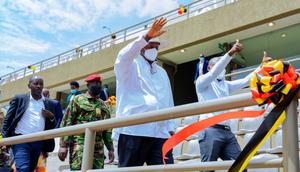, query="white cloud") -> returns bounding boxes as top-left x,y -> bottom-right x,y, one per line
10,0 -> 45,15
0,0 -> 181,74
0,60 -> 29,77
138,0 -> 179,17
110,0 -> 143,17
0,35 -> 50,54
0,19 -> 50,54
0,21 -> 26,36
0,3 -> 51,54
32,20 -> 51,32
3,0 -> 181,32
0,60 -> 25,68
